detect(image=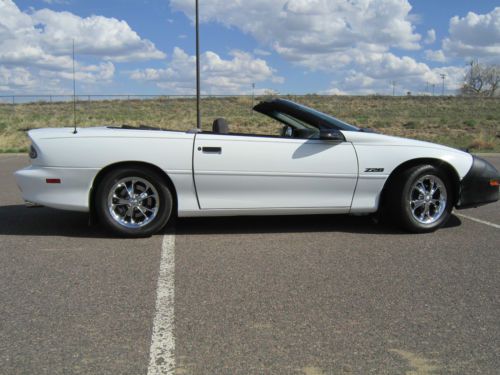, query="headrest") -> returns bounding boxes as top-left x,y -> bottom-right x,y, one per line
213,118 -> 229,134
